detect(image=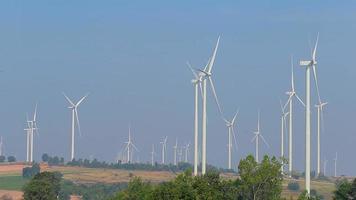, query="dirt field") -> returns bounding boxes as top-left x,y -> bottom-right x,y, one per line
0,190 -> 23,200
